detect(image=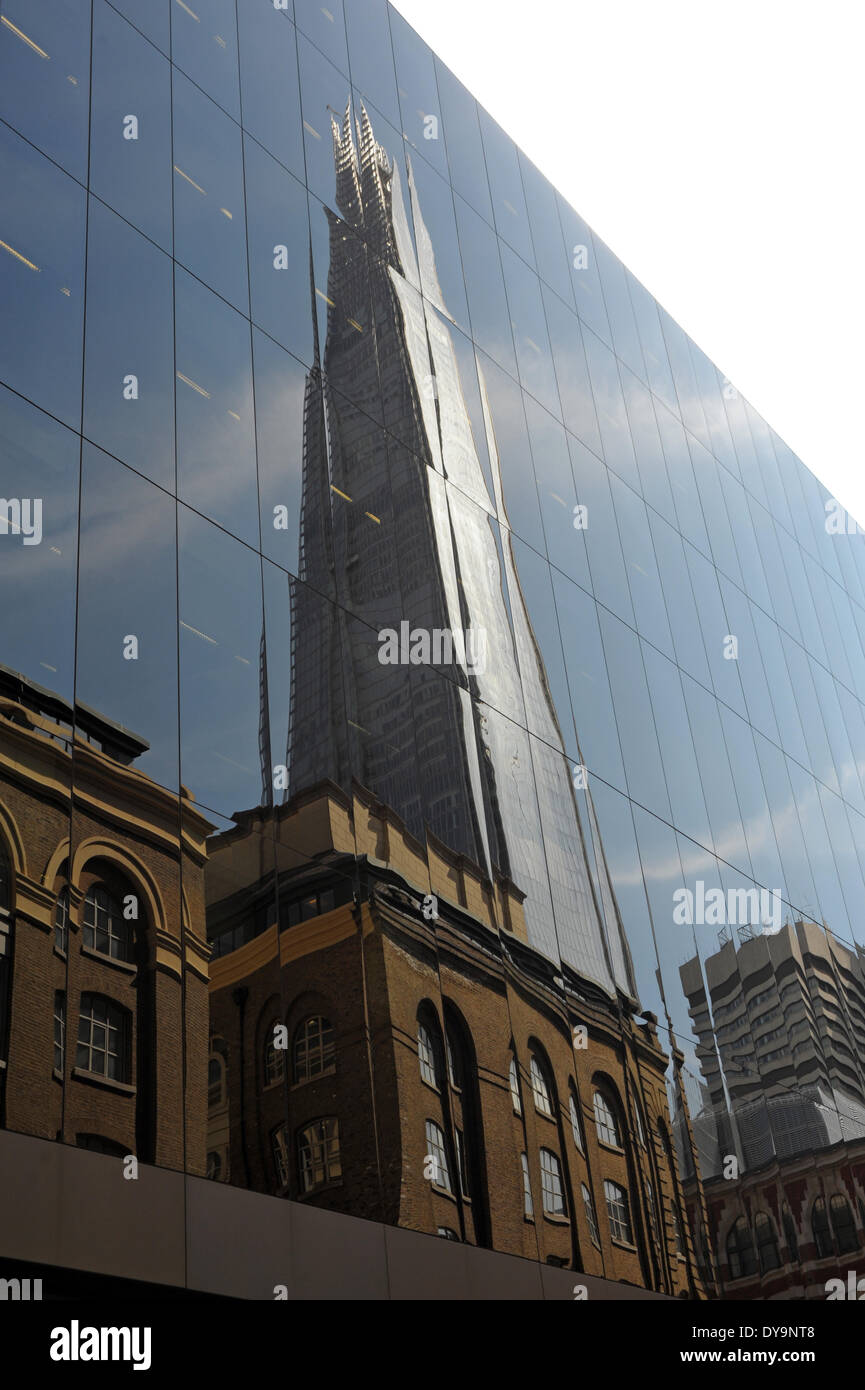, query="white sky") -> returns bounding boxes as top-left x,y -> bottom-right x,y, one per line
391,0 -> 865,530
